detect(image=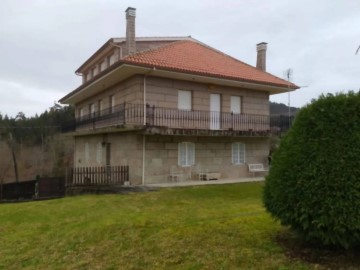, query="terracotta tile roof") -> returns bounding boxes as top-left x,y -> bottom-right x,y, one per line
123,40 -> 298,89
